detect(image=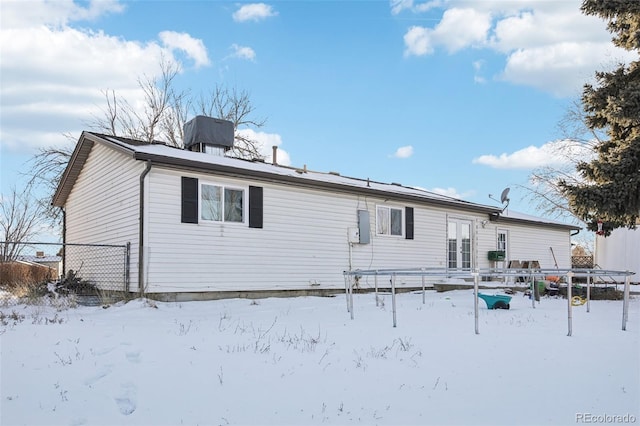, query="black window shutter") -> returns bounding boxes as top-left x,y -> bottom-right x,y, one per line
405,207 -> 414,240
181,177 -> 198,224
249,186 -> 263,228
